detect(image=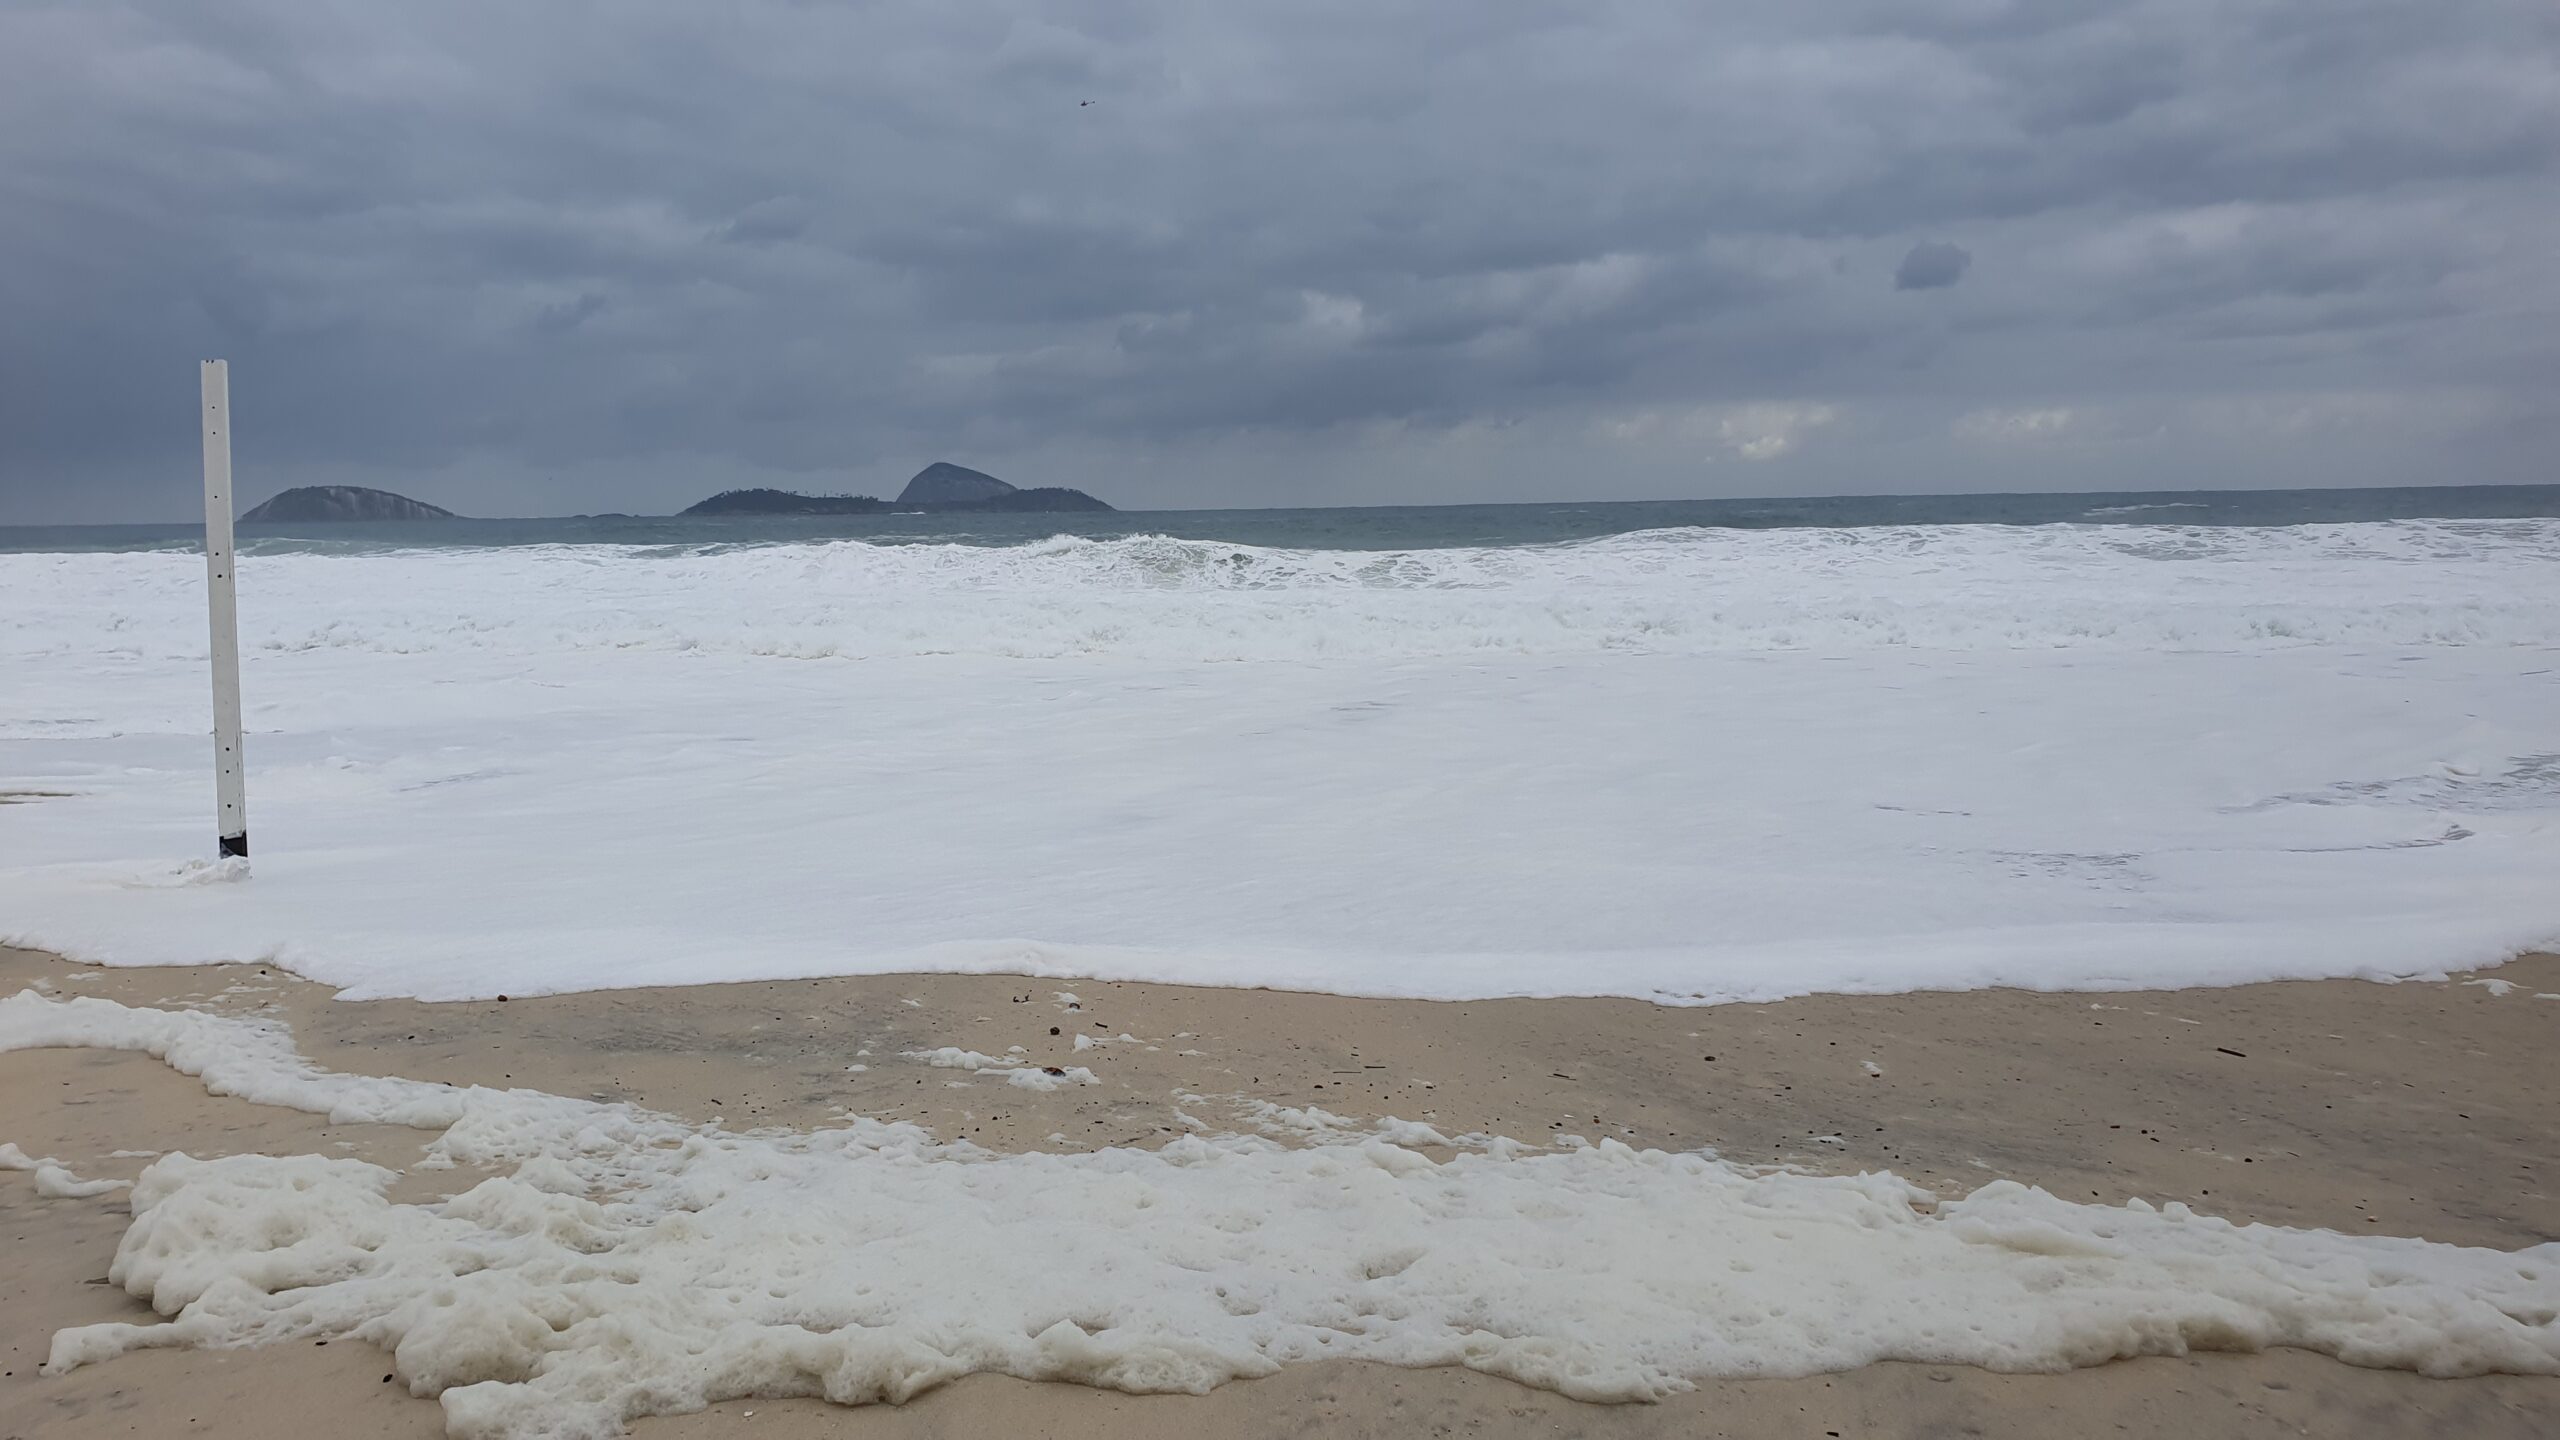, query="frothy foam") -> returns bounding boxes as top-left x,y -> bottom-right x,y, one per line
8,991 -> 2556,1440
4,520 -> 2557,1006
6,520 -> 2555,673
